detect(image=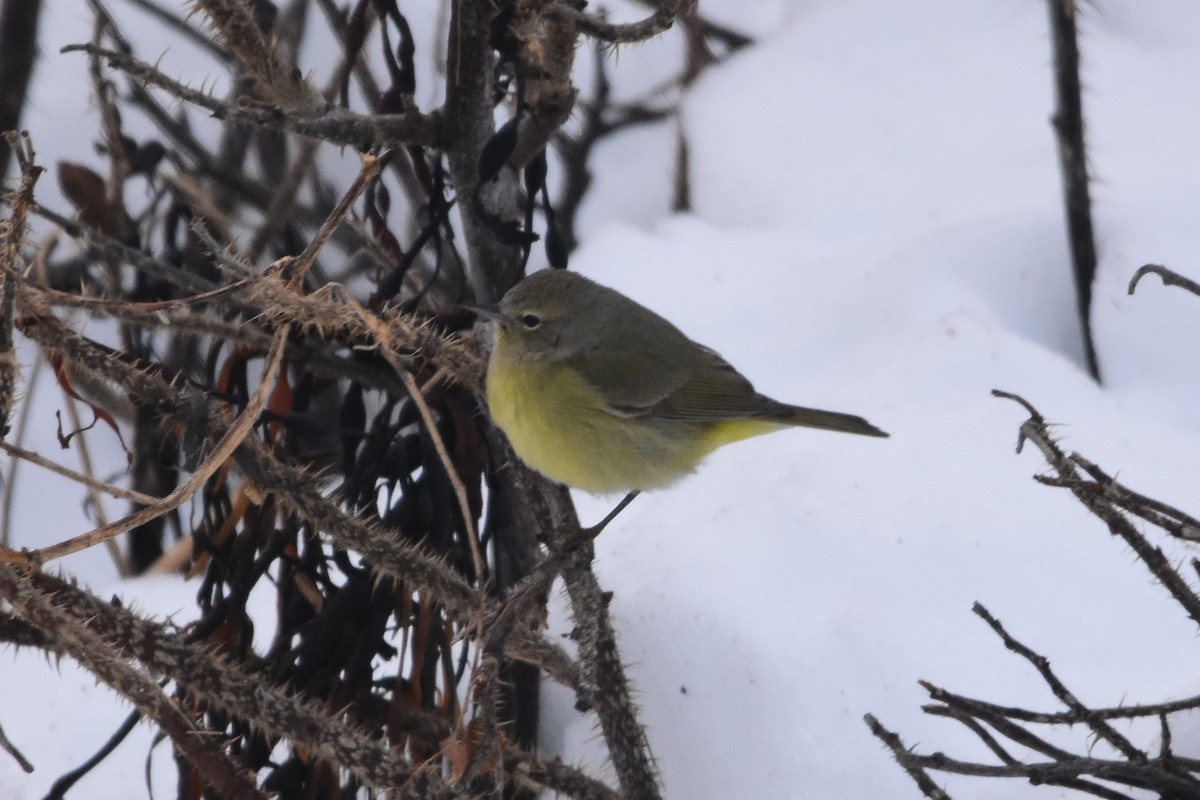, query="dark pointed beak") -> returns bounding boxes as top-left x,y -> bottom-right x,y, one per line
460,303 -> 506,324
